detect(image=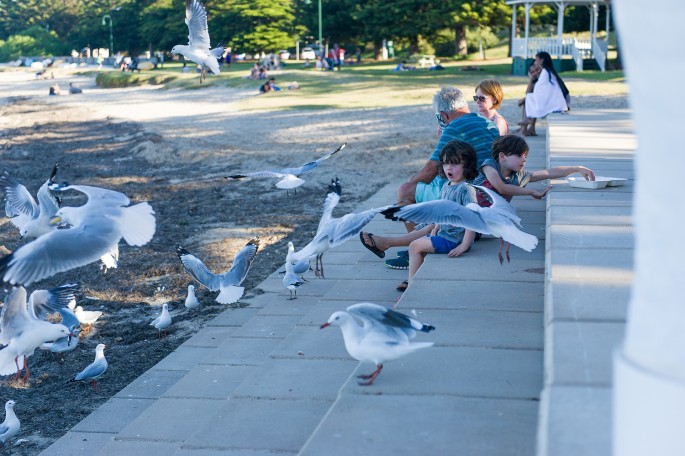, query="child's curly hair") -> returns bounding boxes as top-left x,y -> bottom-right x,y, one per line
438,139 -> 479,181
491,135 -> 529,161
